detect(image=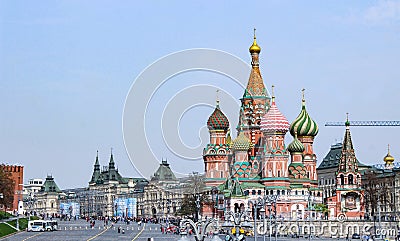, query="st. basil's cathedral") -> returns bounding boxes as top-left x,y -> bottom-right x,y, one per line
202,32 -> 364,220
